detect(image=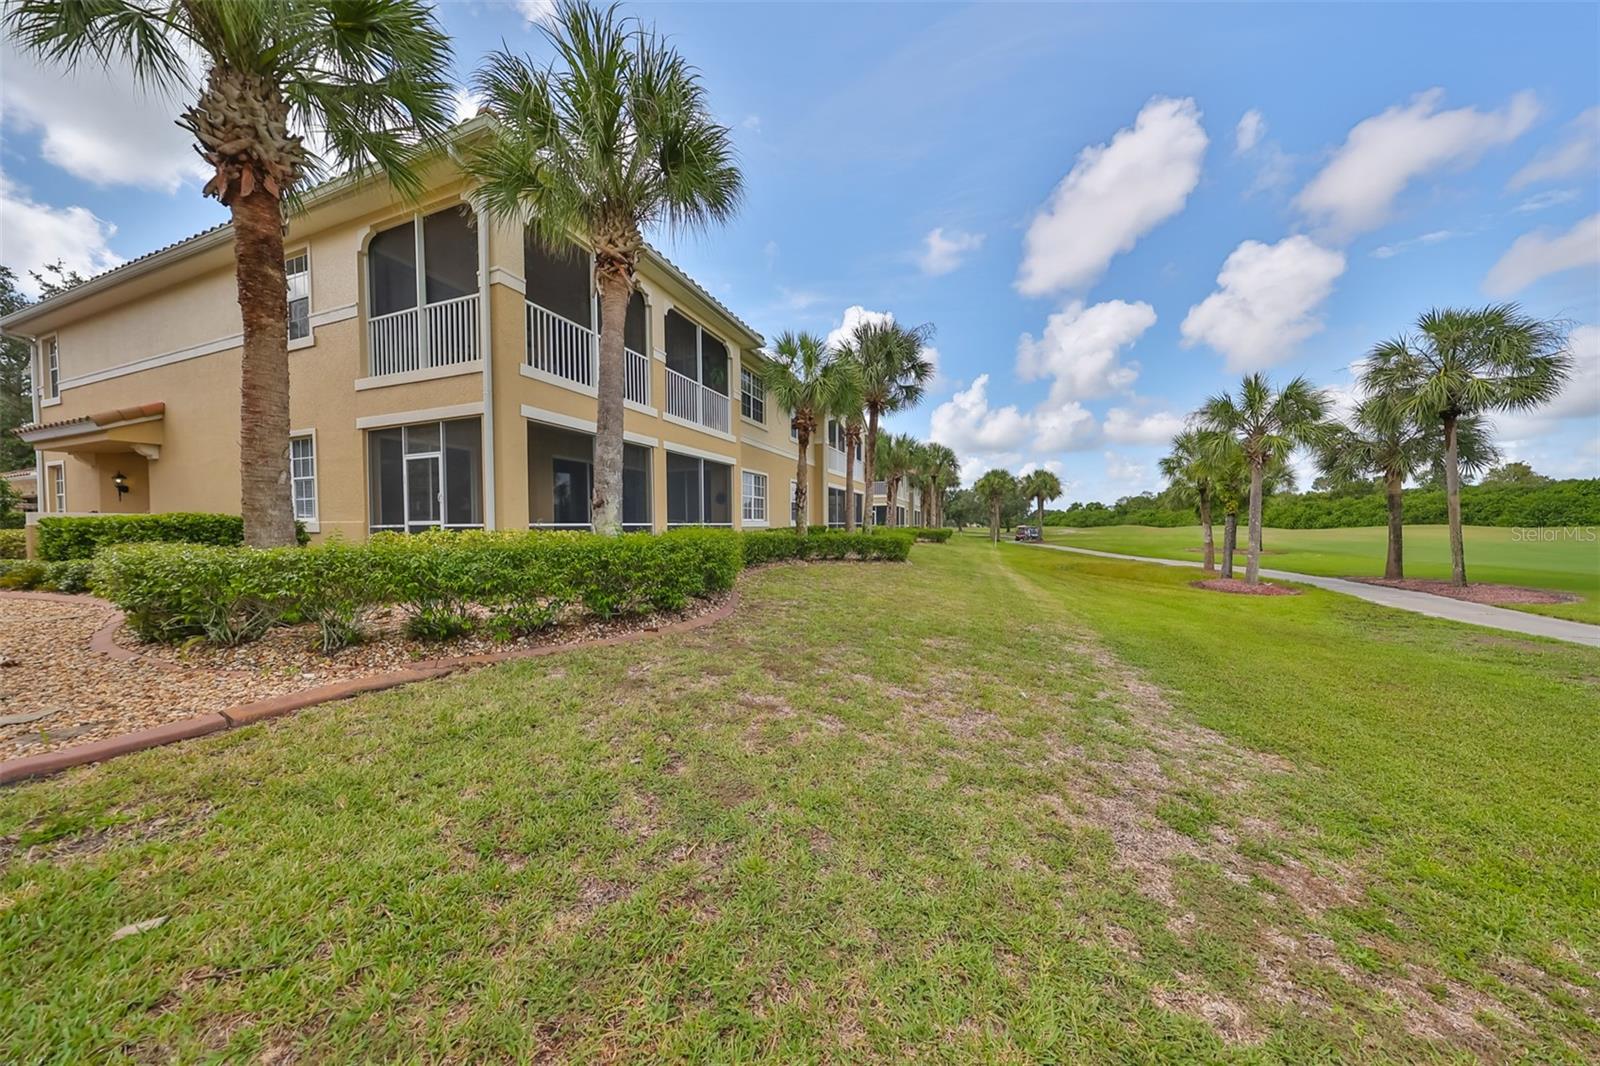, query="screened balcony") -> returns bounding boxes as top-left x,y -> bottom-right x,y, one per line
523,238 -> 650,406
663,309 -> 731,434
366,208 -> 480,377
526,421 -> 652,532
